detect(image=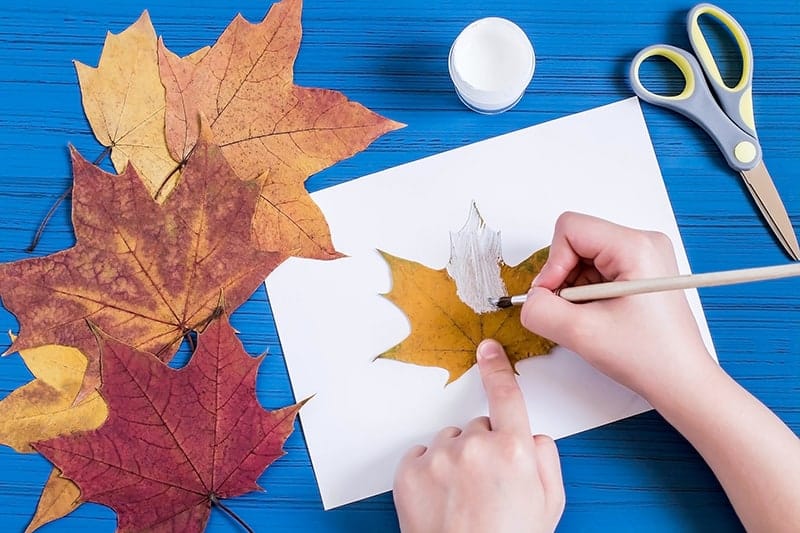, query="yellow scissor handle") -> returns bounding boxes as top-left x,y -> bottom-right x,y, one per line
630,45 -> 698,102
688,3 -> 756,136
